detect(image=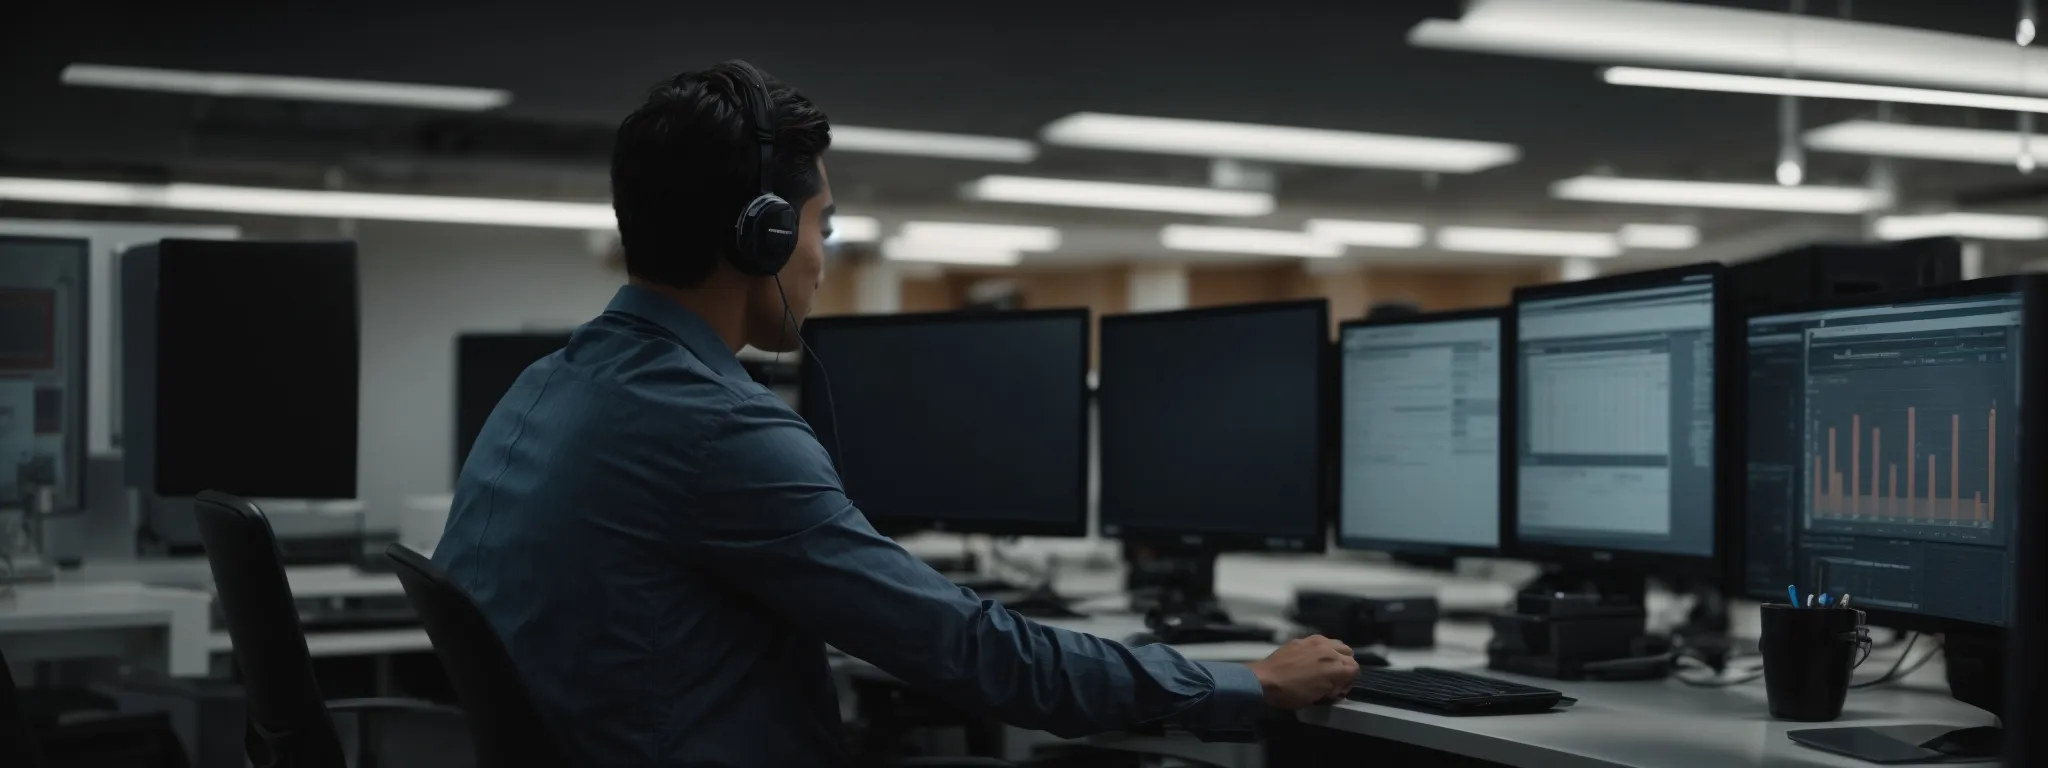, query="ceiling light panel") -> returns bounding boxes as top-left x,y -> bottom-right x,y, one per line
60,63 -> 511,110
0,177 -> 615,228
1875,213 -> 2048,241
897,221 -> 1061,251
1551,175 -> 1892,214
1304,219 -> 1428,248
962,175 -> 1274,216
1436,226 -> 1622,258
1042,113 -> 1518,173
881,237 -> 1022,266
1605,67 -> 2048,115
1410,0 -> 2048,98
1617,223 -> 1700,249
831,125 -> 1038,163
1160,225 -> 1344,258
828,215 -> 881,243
1805,120 -> 2048,165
